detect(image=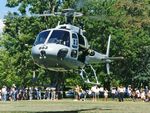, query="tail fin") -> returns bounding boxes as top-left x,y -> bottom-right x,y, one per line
105,35 -> 124,75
